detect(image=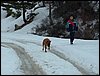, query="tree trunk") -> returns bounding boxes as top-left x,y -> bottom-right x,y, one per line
22,1 -> 27,23
49,2 -> 53,25
42,1 -> 45,7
